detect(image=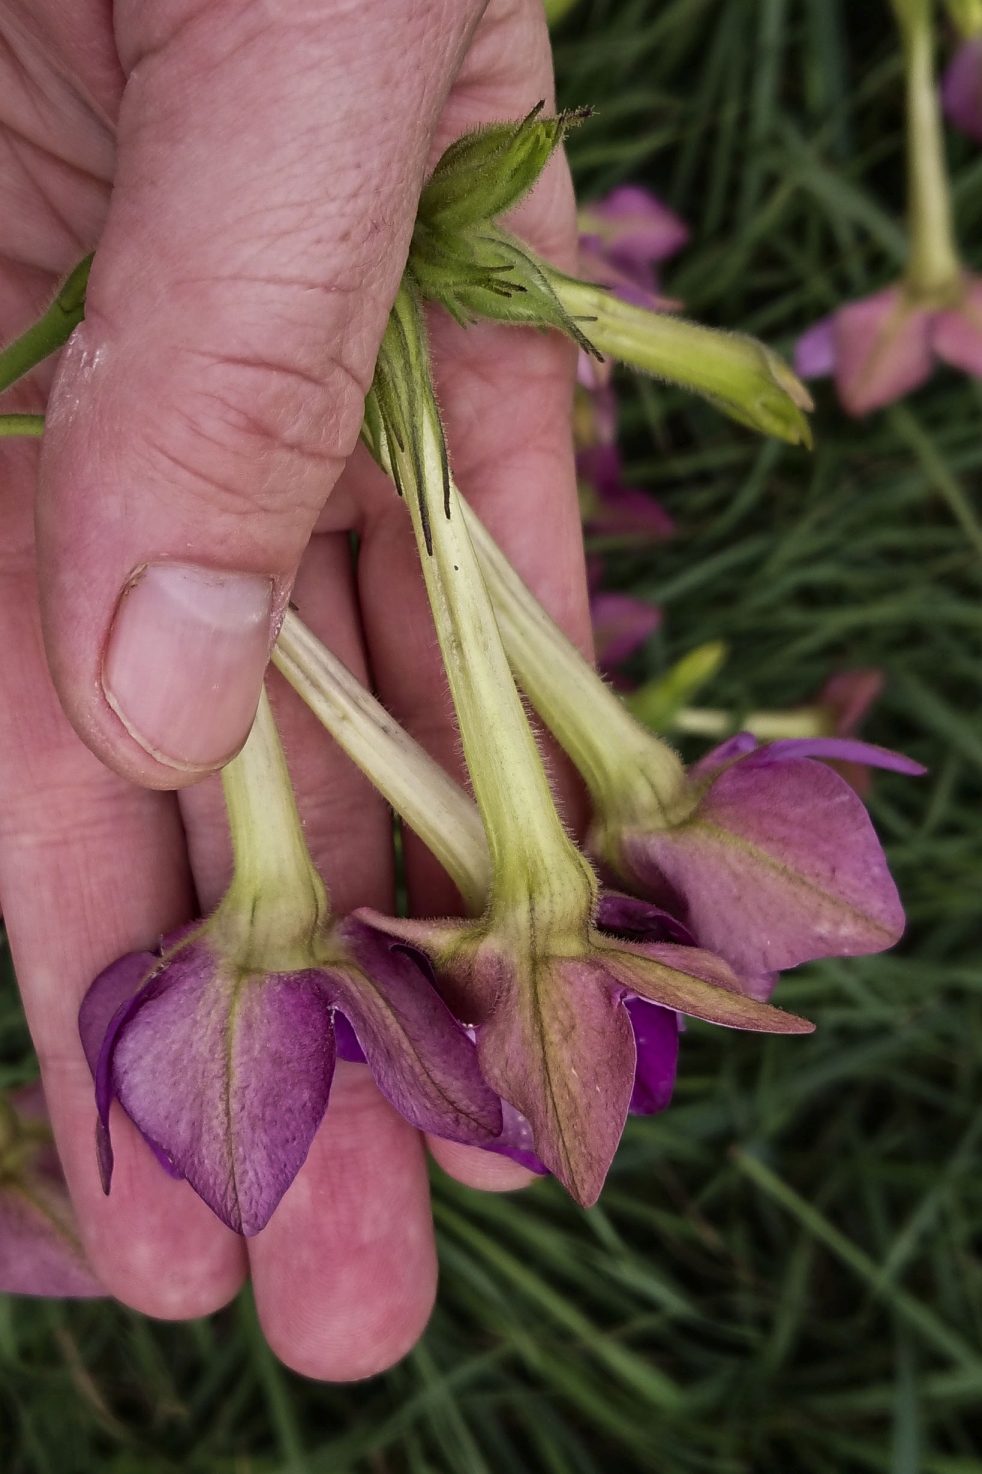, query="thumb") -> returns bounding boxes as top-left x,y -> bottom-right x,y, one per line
38,0 -> 482,787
